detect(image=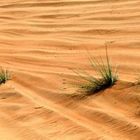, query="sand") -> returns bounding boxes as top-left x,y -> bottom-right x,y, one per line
0,0 -> 140,140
